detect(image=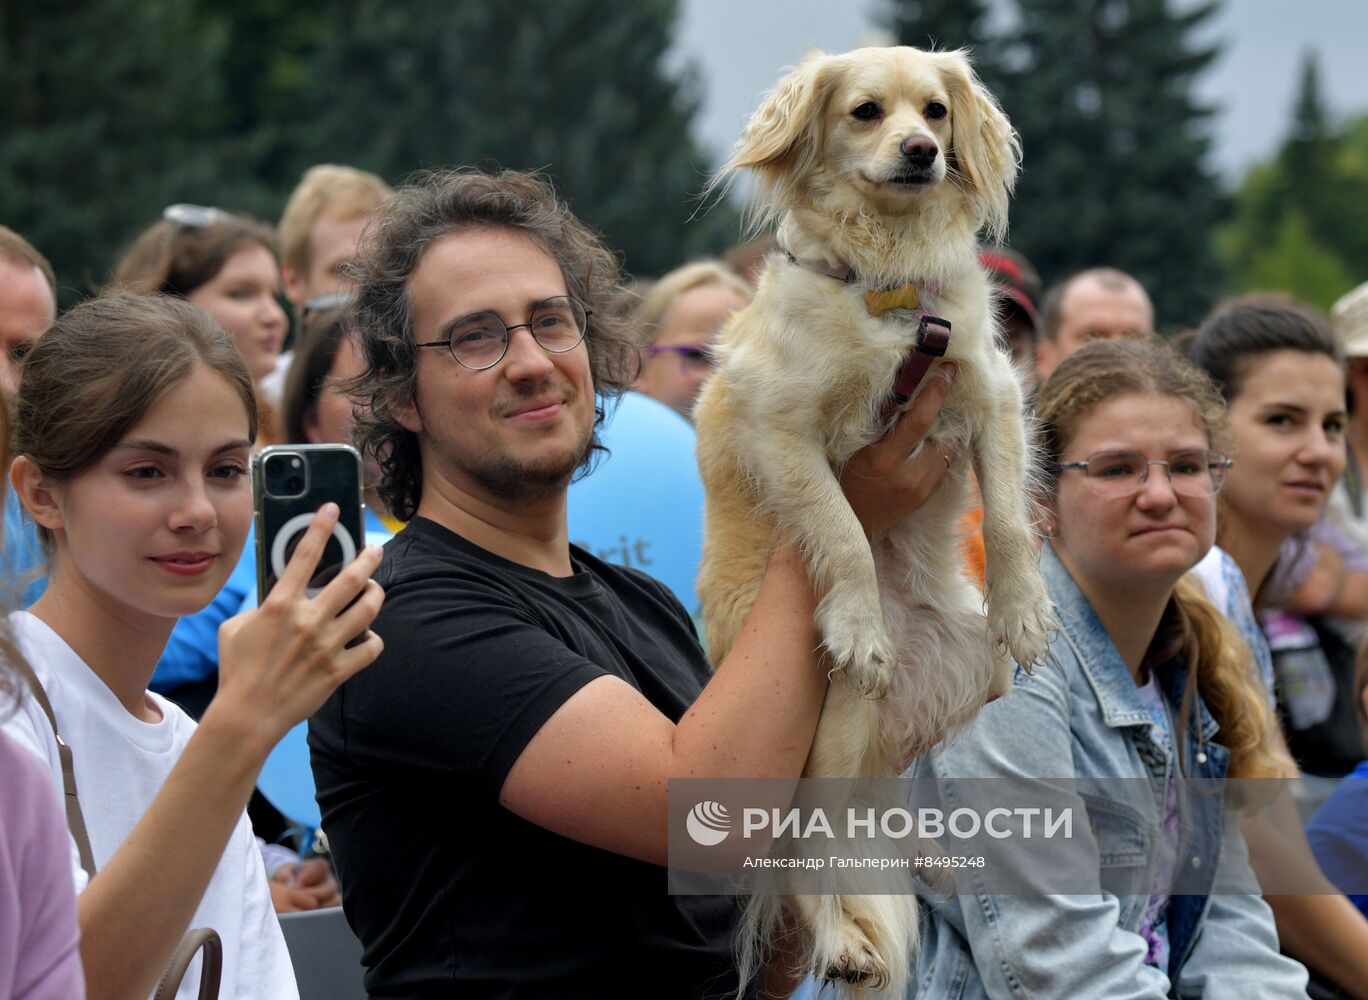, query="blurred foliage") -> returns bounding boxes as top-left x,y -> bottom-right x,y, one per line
883,0 -> 1227,329
0,0 -> 738,306
883,0 -> 997,76
1225,209 -> 1354,309
1219,53 -> 1368,311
